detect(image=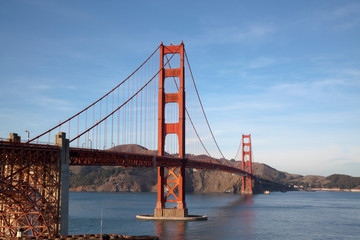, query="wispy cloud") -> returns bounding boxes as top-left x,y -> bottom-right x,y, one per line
30,84 -> 52,90
34,96 -> 73,111
311,2 -> 360,31
311,78 -> 358,88
205,101 -> 287,113
271,75 -> 359,97
332,2 -> 360,18
192,23 -> 276,46
248,56 -> 276,69
16,78 -> 78,91
334,21 -> 358,31
233,24 -> 276,41
24,0 -> 92,22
